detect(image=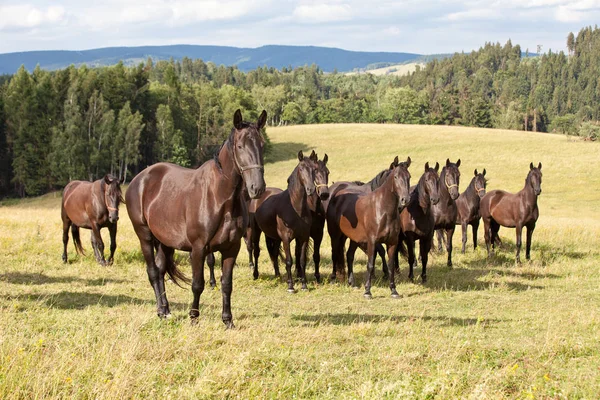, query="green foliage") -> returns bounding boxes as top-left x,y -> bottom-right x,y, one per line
550,114 -> 576,136
578,121 -> 600,140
